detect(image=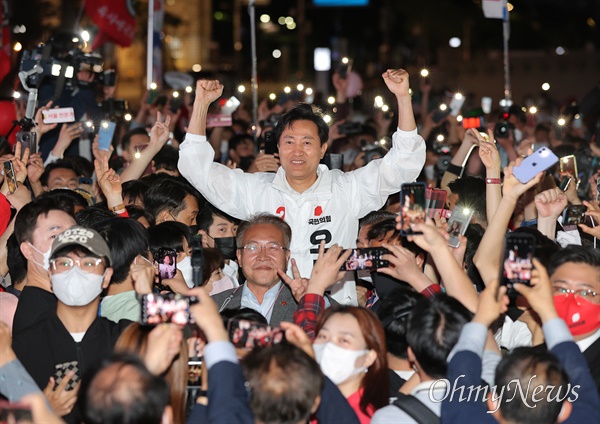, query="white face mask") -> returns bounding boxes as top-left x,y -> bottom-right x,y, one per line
51,267 -> 104,306
312,342 -> 369,385
28,243 -> 51,270
177,256 -> 194,289
514,128 -> 523,143
208,275 -> 234,296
